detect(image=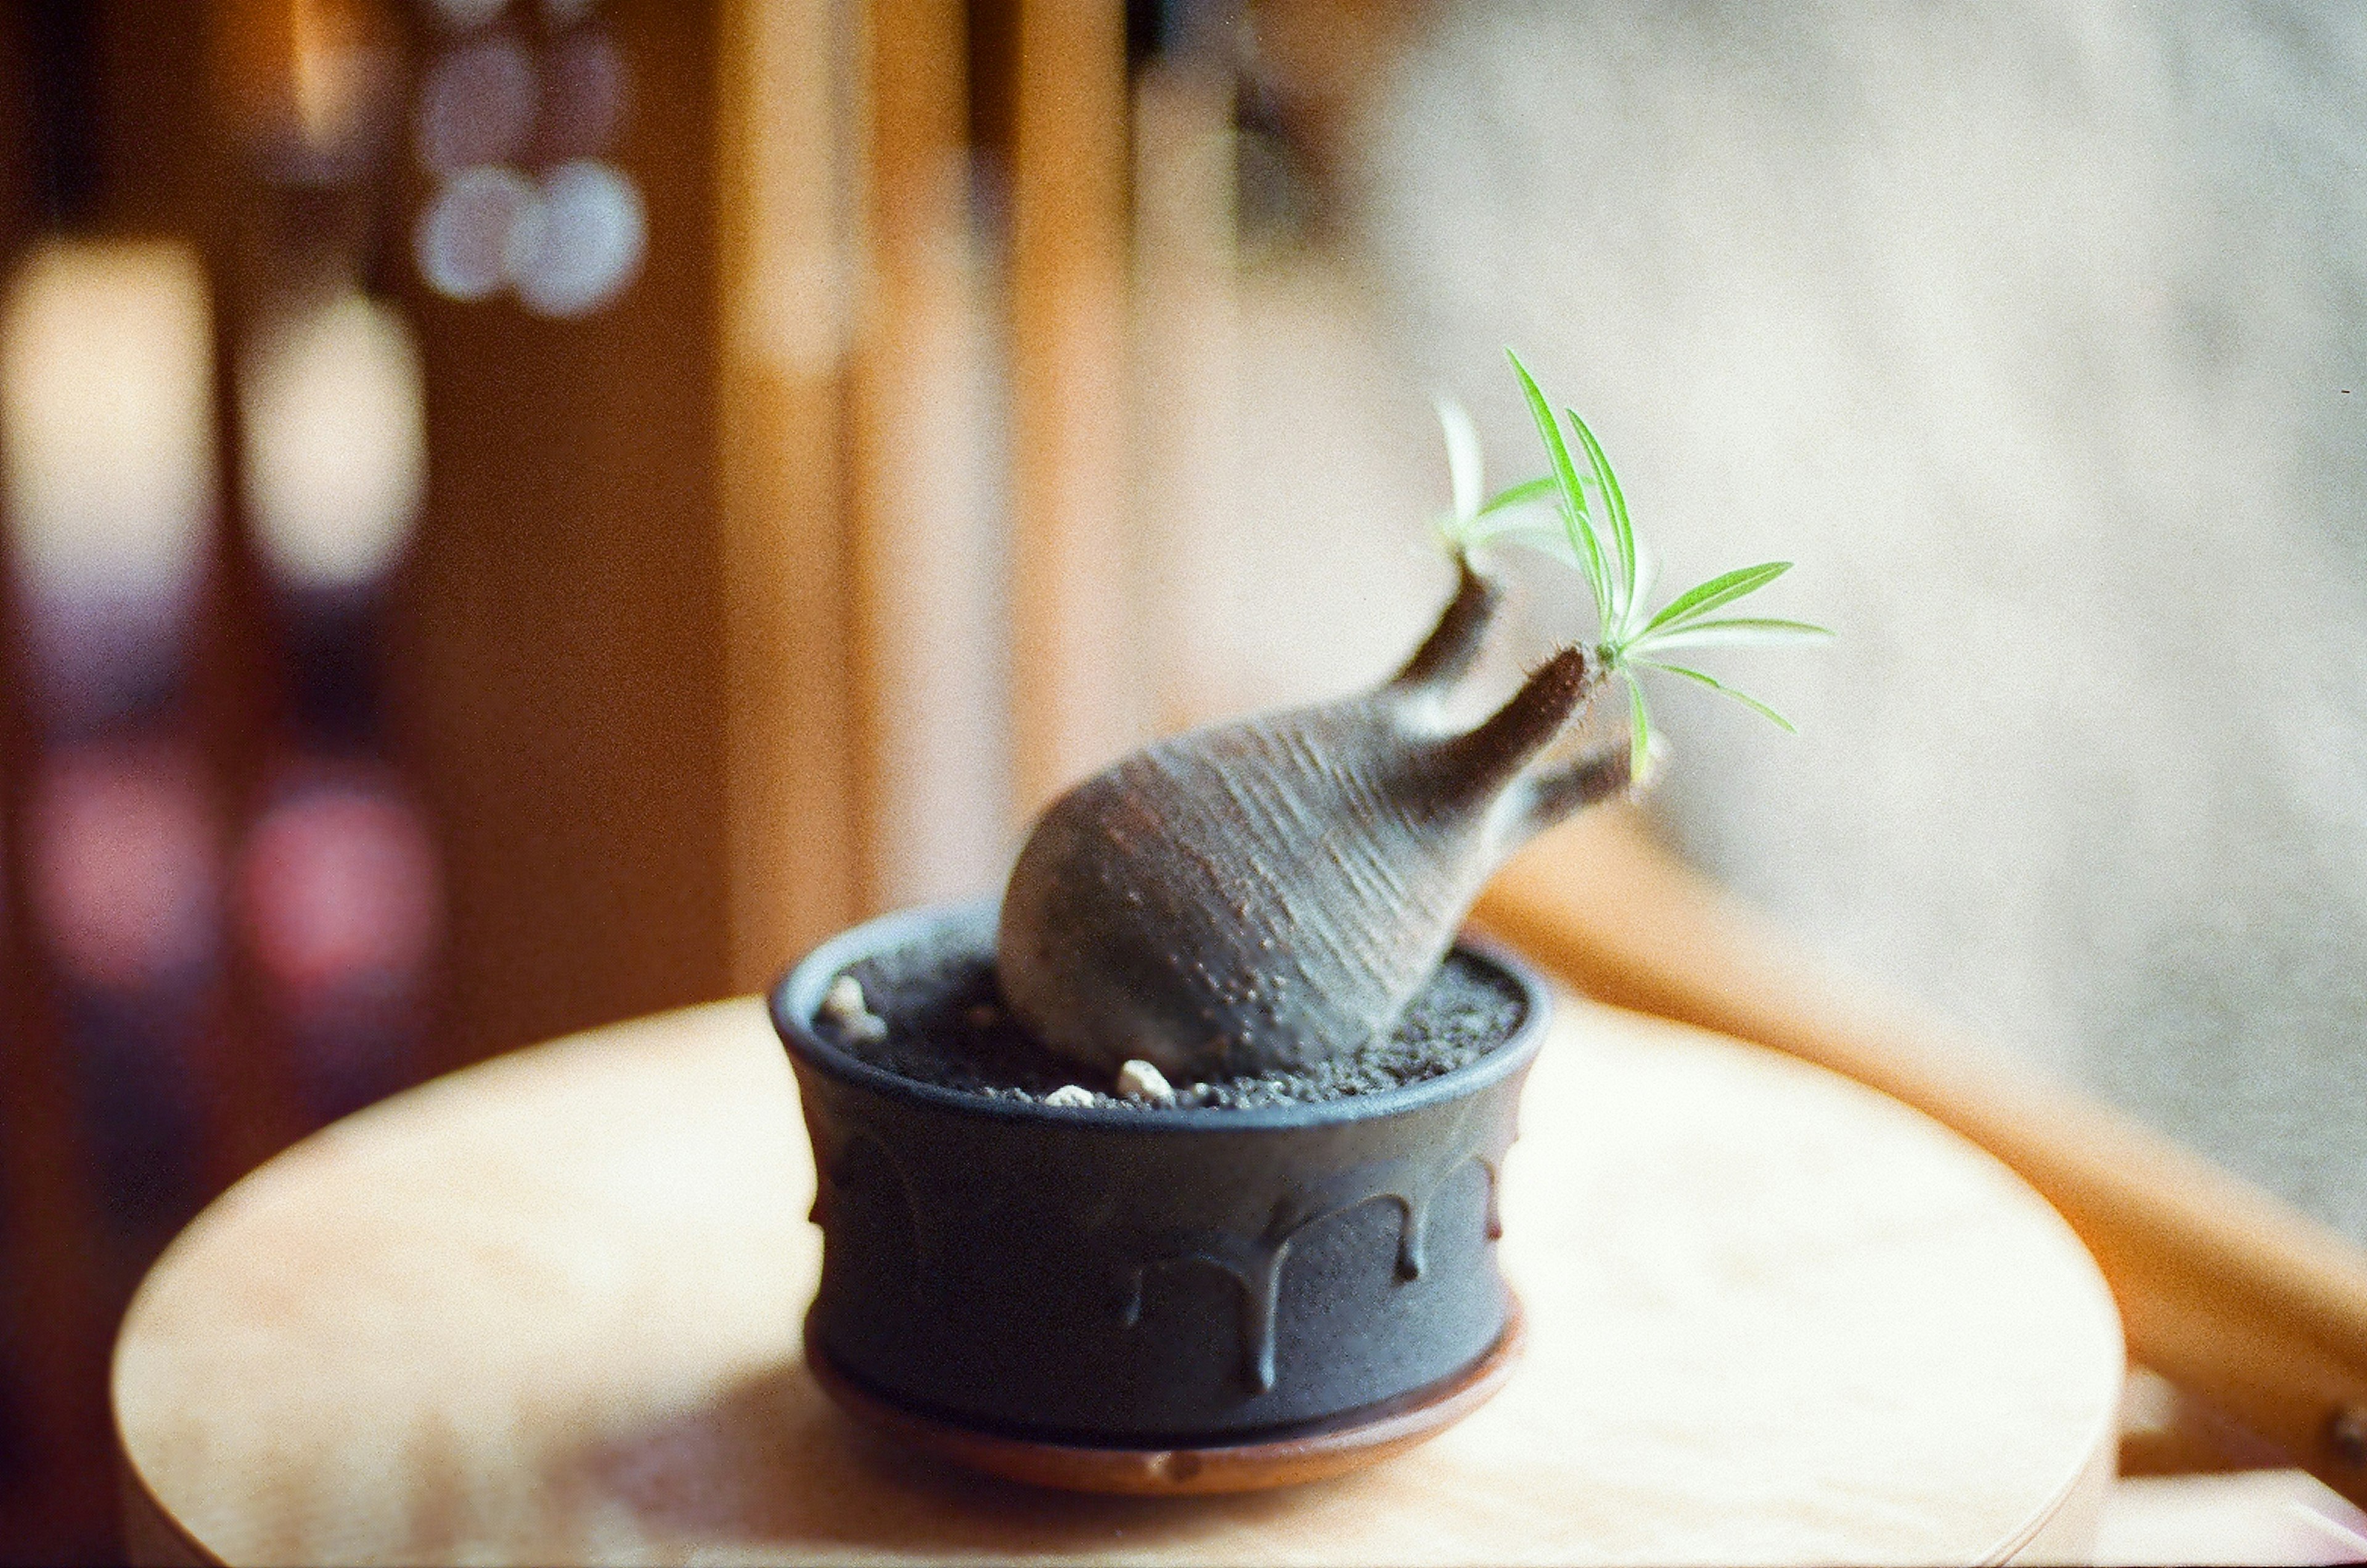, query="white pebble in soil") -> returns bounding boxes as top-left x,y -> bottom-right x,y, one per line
819,973 -> 888,1043
1115,1058 -> 1177,1106
1044,1085 -> 1097,1108
820,974 -> 867,1021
